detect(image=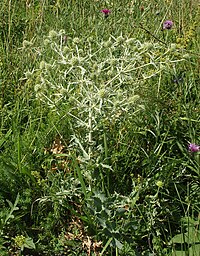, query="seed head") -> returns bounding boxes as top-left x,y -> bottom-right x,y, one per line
22,40 -> 33,48
156,181 -> 163,188
48,30 -> 58,39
